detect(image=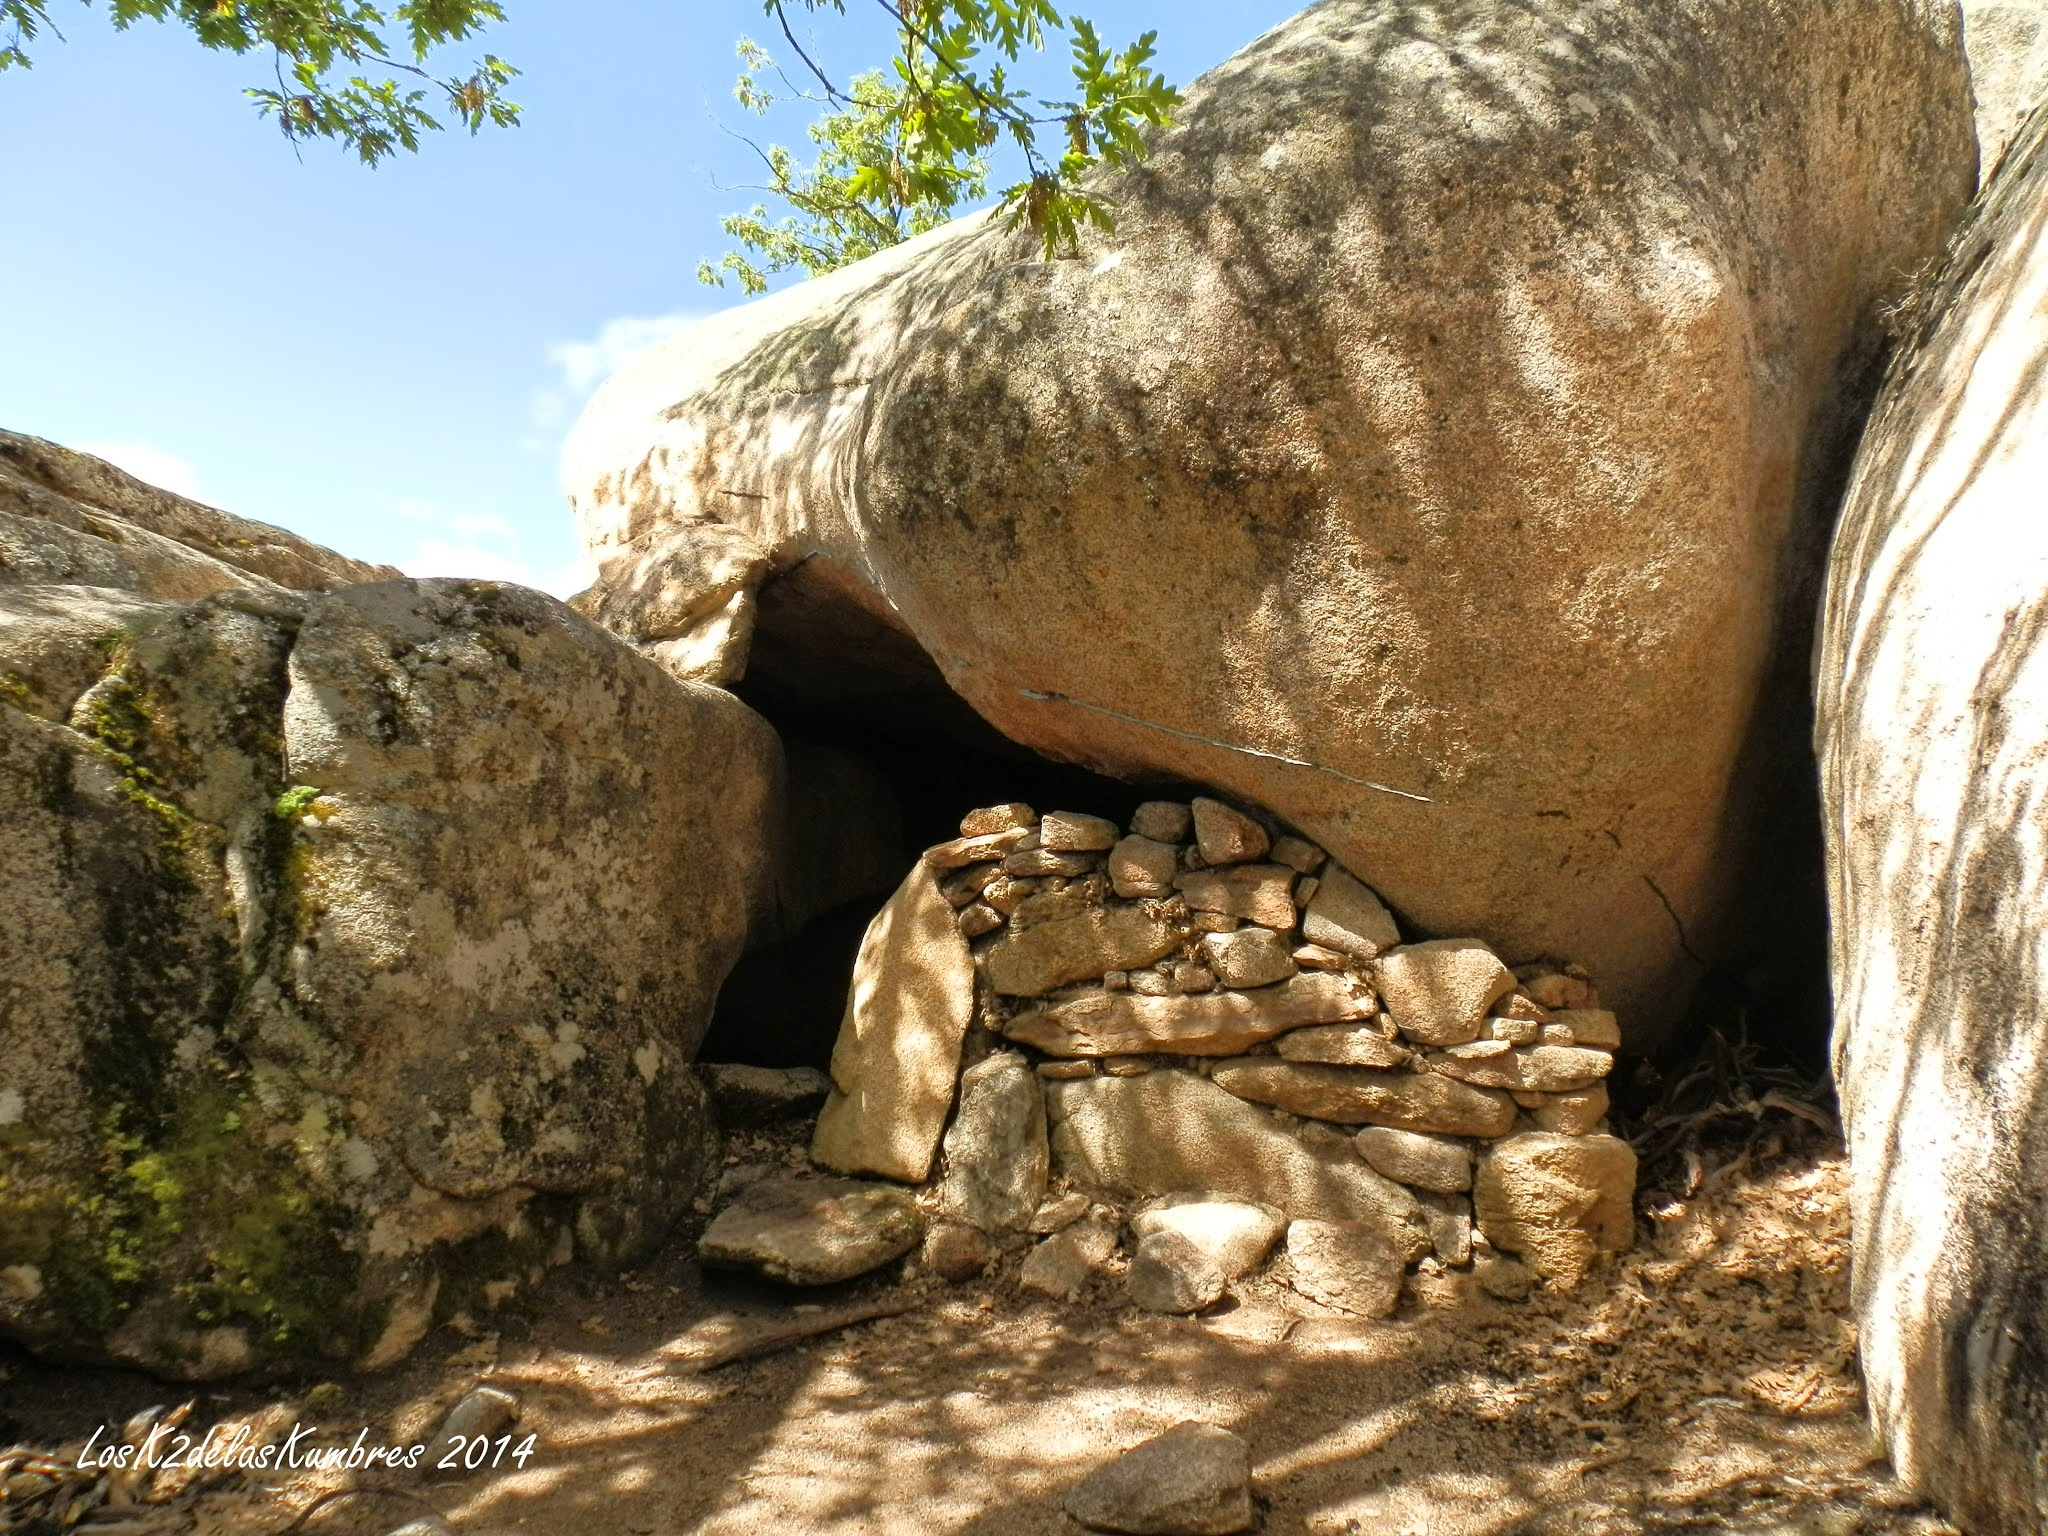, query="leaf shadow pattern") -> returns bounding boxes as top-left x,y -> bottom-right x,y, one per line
0,1087 -> 1932,1534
